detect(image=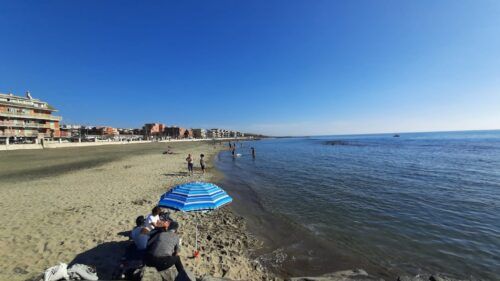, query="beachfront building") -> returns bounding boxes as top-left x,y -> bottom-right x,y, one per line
132,128 -> 143,136
0,91 -> 62,144
207,128 -> 221,139
118,128 -> 135,135
59,124 -> 83,139
143,123 -> 166,139
97,126 -> 119,136
221,129 -> 231,138
116,128 -> 143,141
192,128 -> 207,139
164,126 -> 193,139
233,131 -> 244,137
206,128 -> 243,139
